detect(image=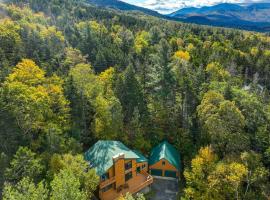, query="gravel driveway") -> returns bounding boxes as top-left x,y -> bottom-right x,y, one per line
150,178 -> 178,200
